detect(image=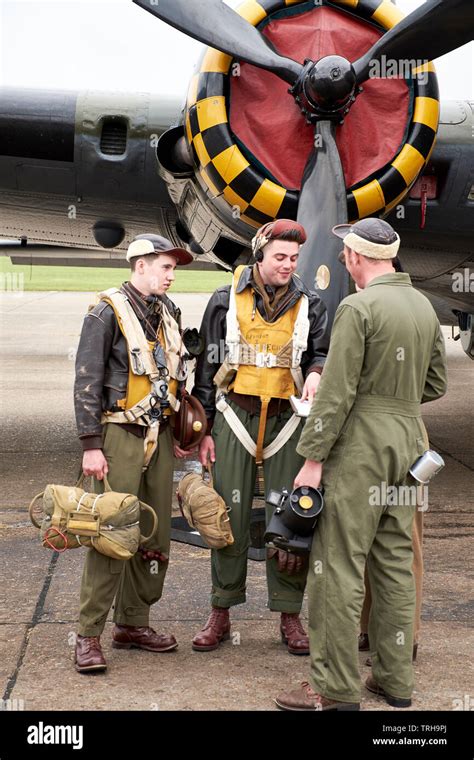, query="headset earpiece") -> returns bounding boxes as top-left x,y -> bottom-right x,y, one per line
252,221 -> 274,263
